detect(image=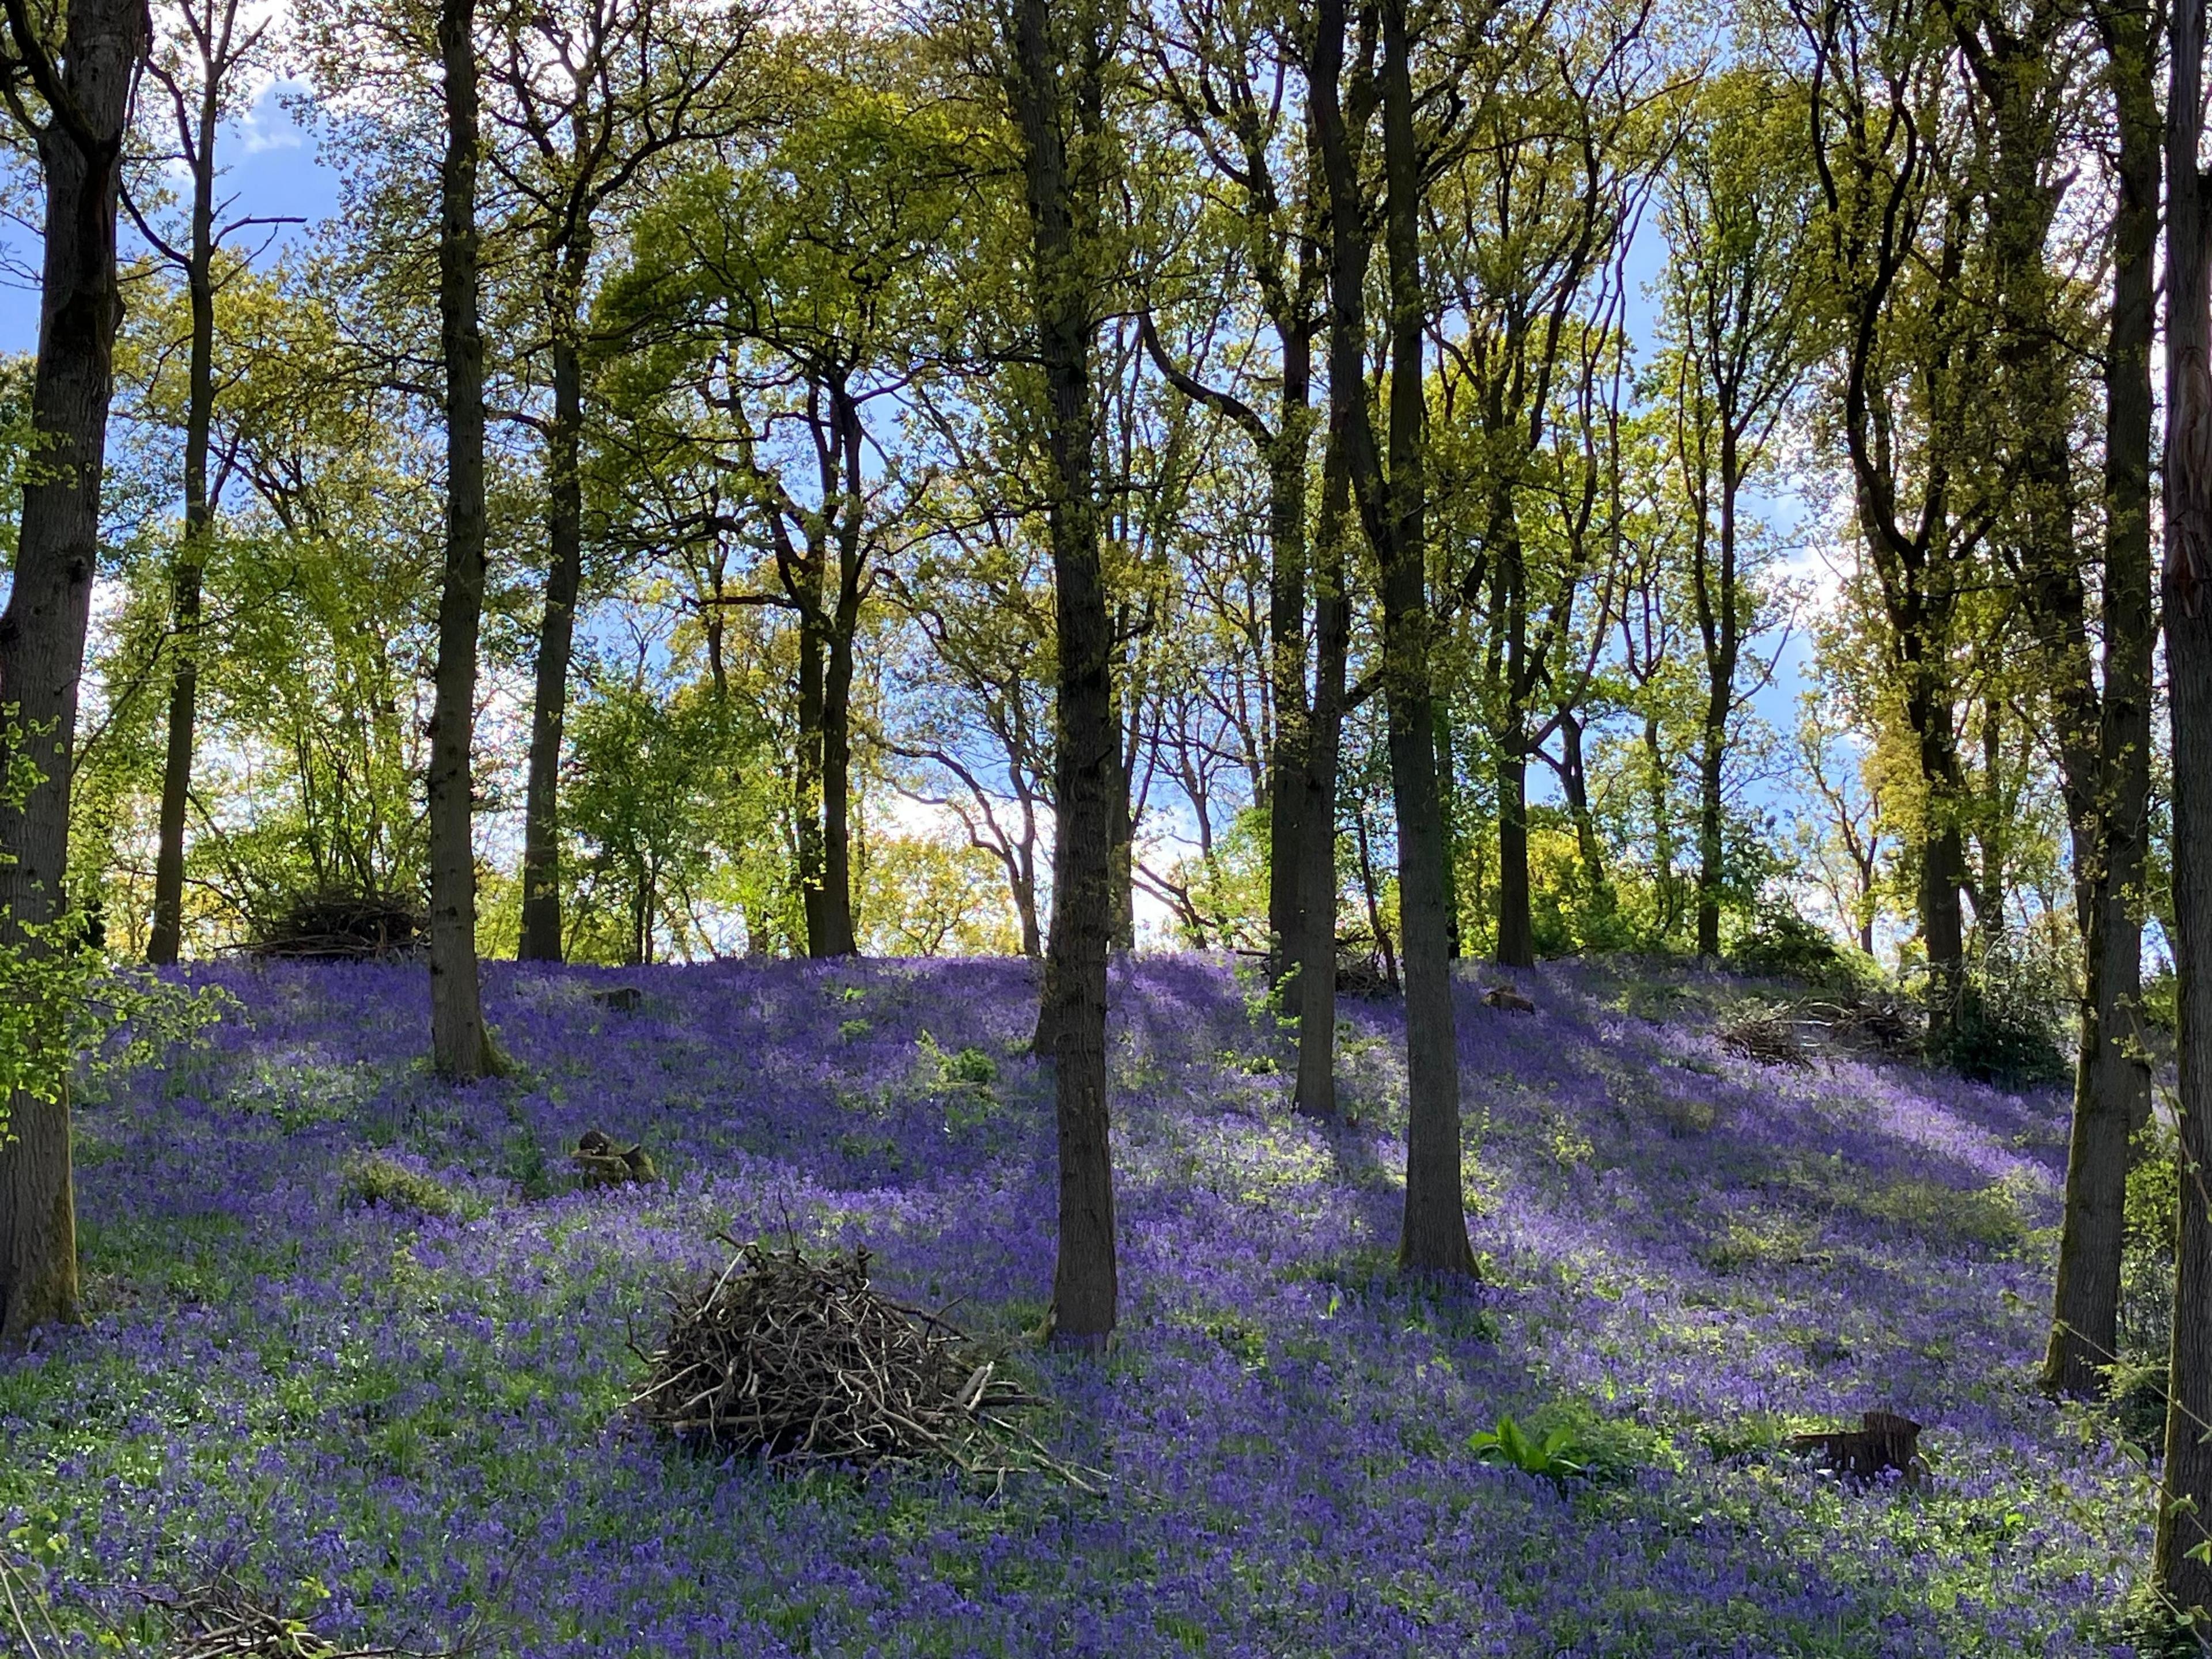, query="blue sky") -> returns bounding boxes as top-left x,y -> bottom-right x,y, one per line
0,81 -> 335,356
